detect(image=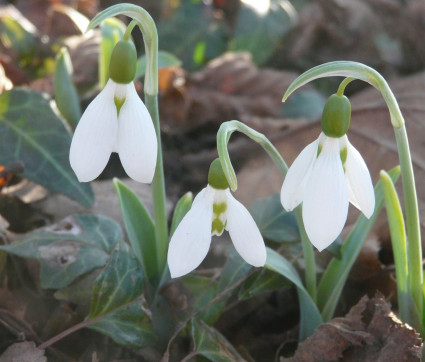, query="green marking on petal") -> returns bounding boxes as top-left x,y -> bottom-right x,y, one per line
213,202 -> 227,215
340,147 -> 347,164
212,218 -> 225,235
317,144 -> 323,157
114,96 -> 125,116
